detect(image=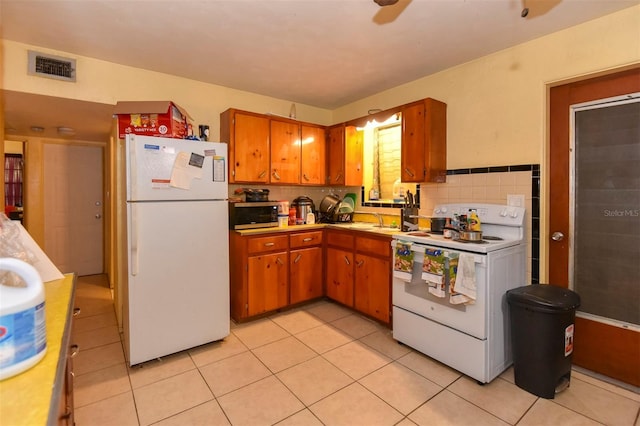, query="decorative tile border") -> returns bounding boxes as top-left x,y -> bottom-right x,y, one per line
447,164 -> 540,284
